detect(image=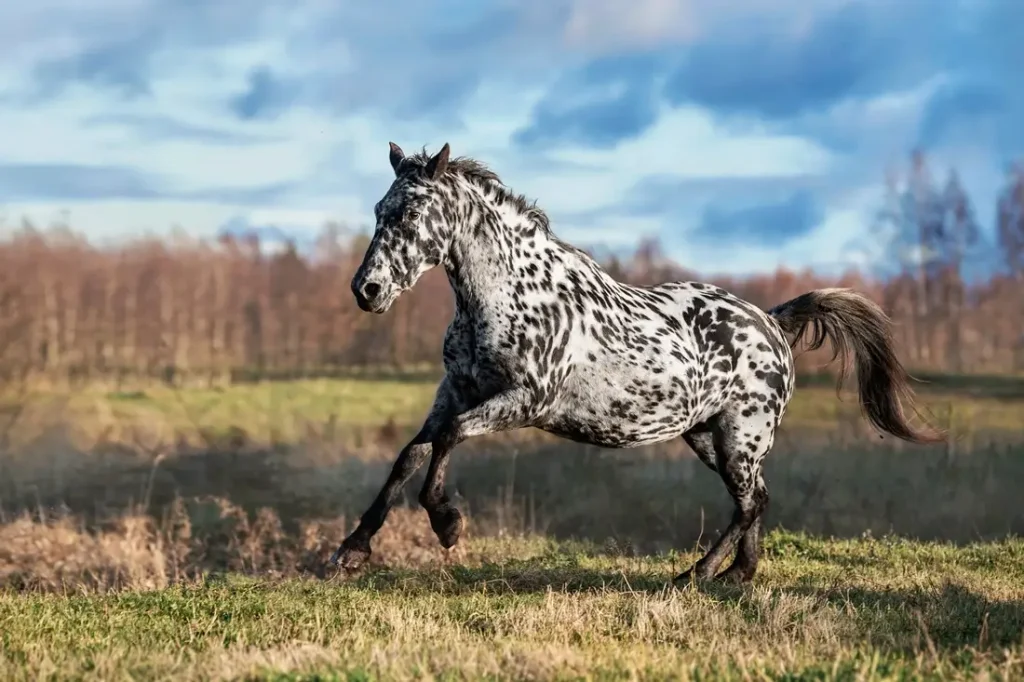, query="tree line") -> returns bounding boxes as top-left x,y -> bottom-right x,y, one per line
1,152 -> 1023,387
